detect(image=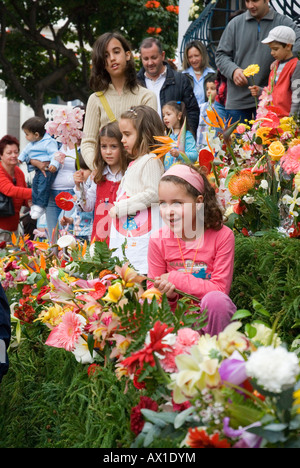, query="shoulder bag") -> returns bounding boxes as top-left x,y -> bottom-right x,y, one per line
96,92 -> 117,122
0,191 -> 15,217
